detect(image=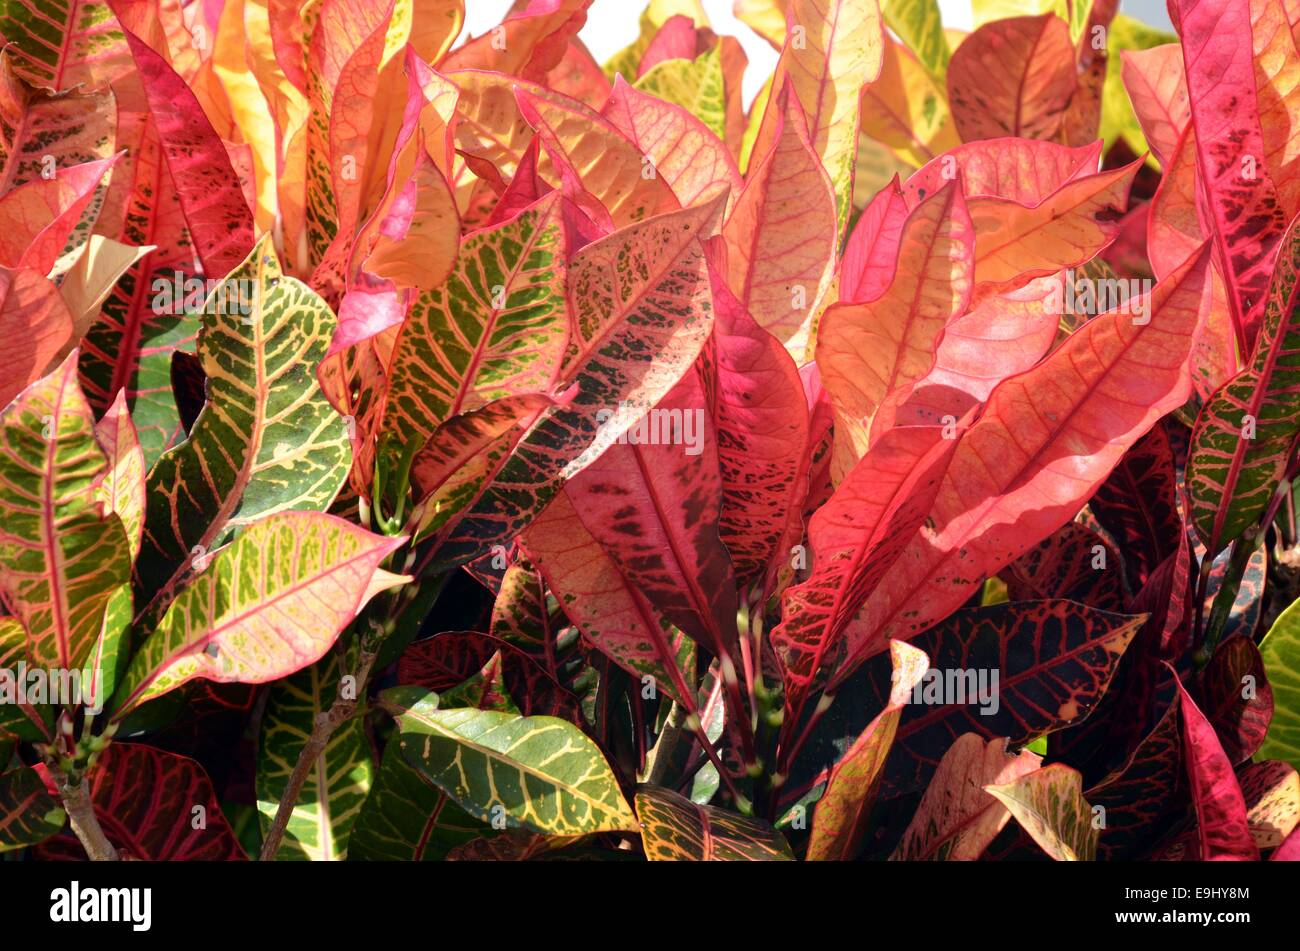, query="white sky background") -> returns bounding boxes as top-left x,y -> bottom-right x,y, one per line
460,1 -> 1175,106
